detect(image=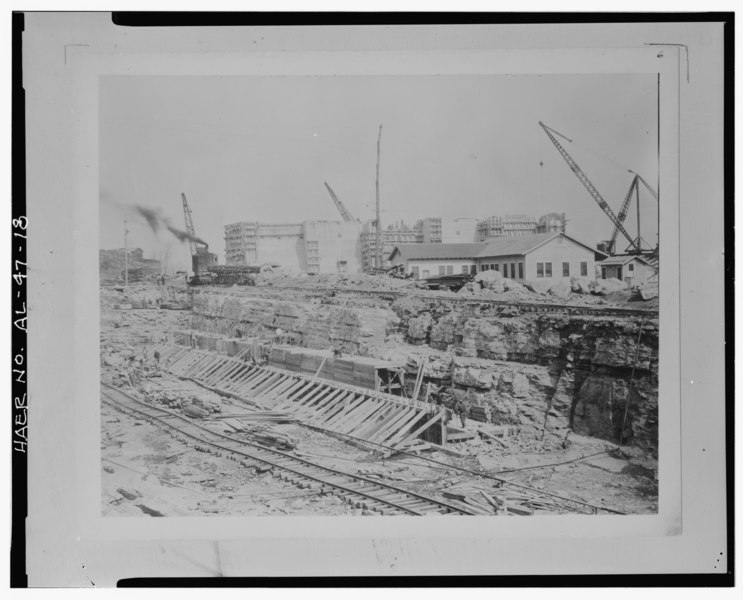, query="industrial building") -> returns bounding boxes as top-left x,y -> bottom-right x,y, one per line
226,212 -> 568,275
225,220 -> 362,274
475,213 -> 566,242
599,254 -> 656,286
389,232 -> 607,282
